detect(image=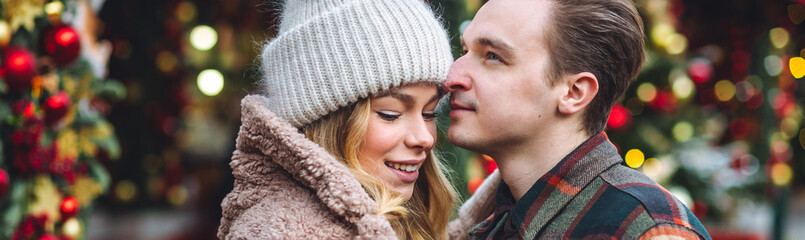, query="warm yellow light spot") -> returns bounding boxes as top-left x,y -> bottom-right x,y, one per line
197,69 -> 224,96
636,83 -> 657,102
651,23 -> 675,47
770,28 -> 790,49
156,51 -> 178,72
790,57 -> 805,78
671,74 -> 695,99
665,33 -> 688,55
115,180 -> 137,202
642,158 -> 662,179
765,55 -> 783,76
176,1 -> 197,23
714,80 -> 736,101
190,25 -> 217,51
167,185 -> 188,206
771,163 -> 793,186
780,117 -> 799,140
62,217 -> 81,238
625,149 -> 645,168
672,121 -> 694,142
